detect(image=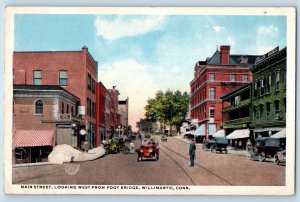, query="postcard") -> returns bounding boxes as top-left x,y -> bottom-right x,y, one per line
4,7 -> 296,195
